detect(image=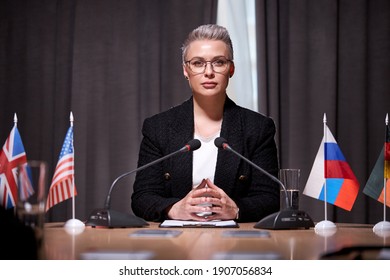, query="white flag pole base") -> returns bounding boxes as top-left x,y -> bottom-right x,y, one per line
314,220 -> 337,236
64,218 -> 85,235
373,221 -> 390,237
